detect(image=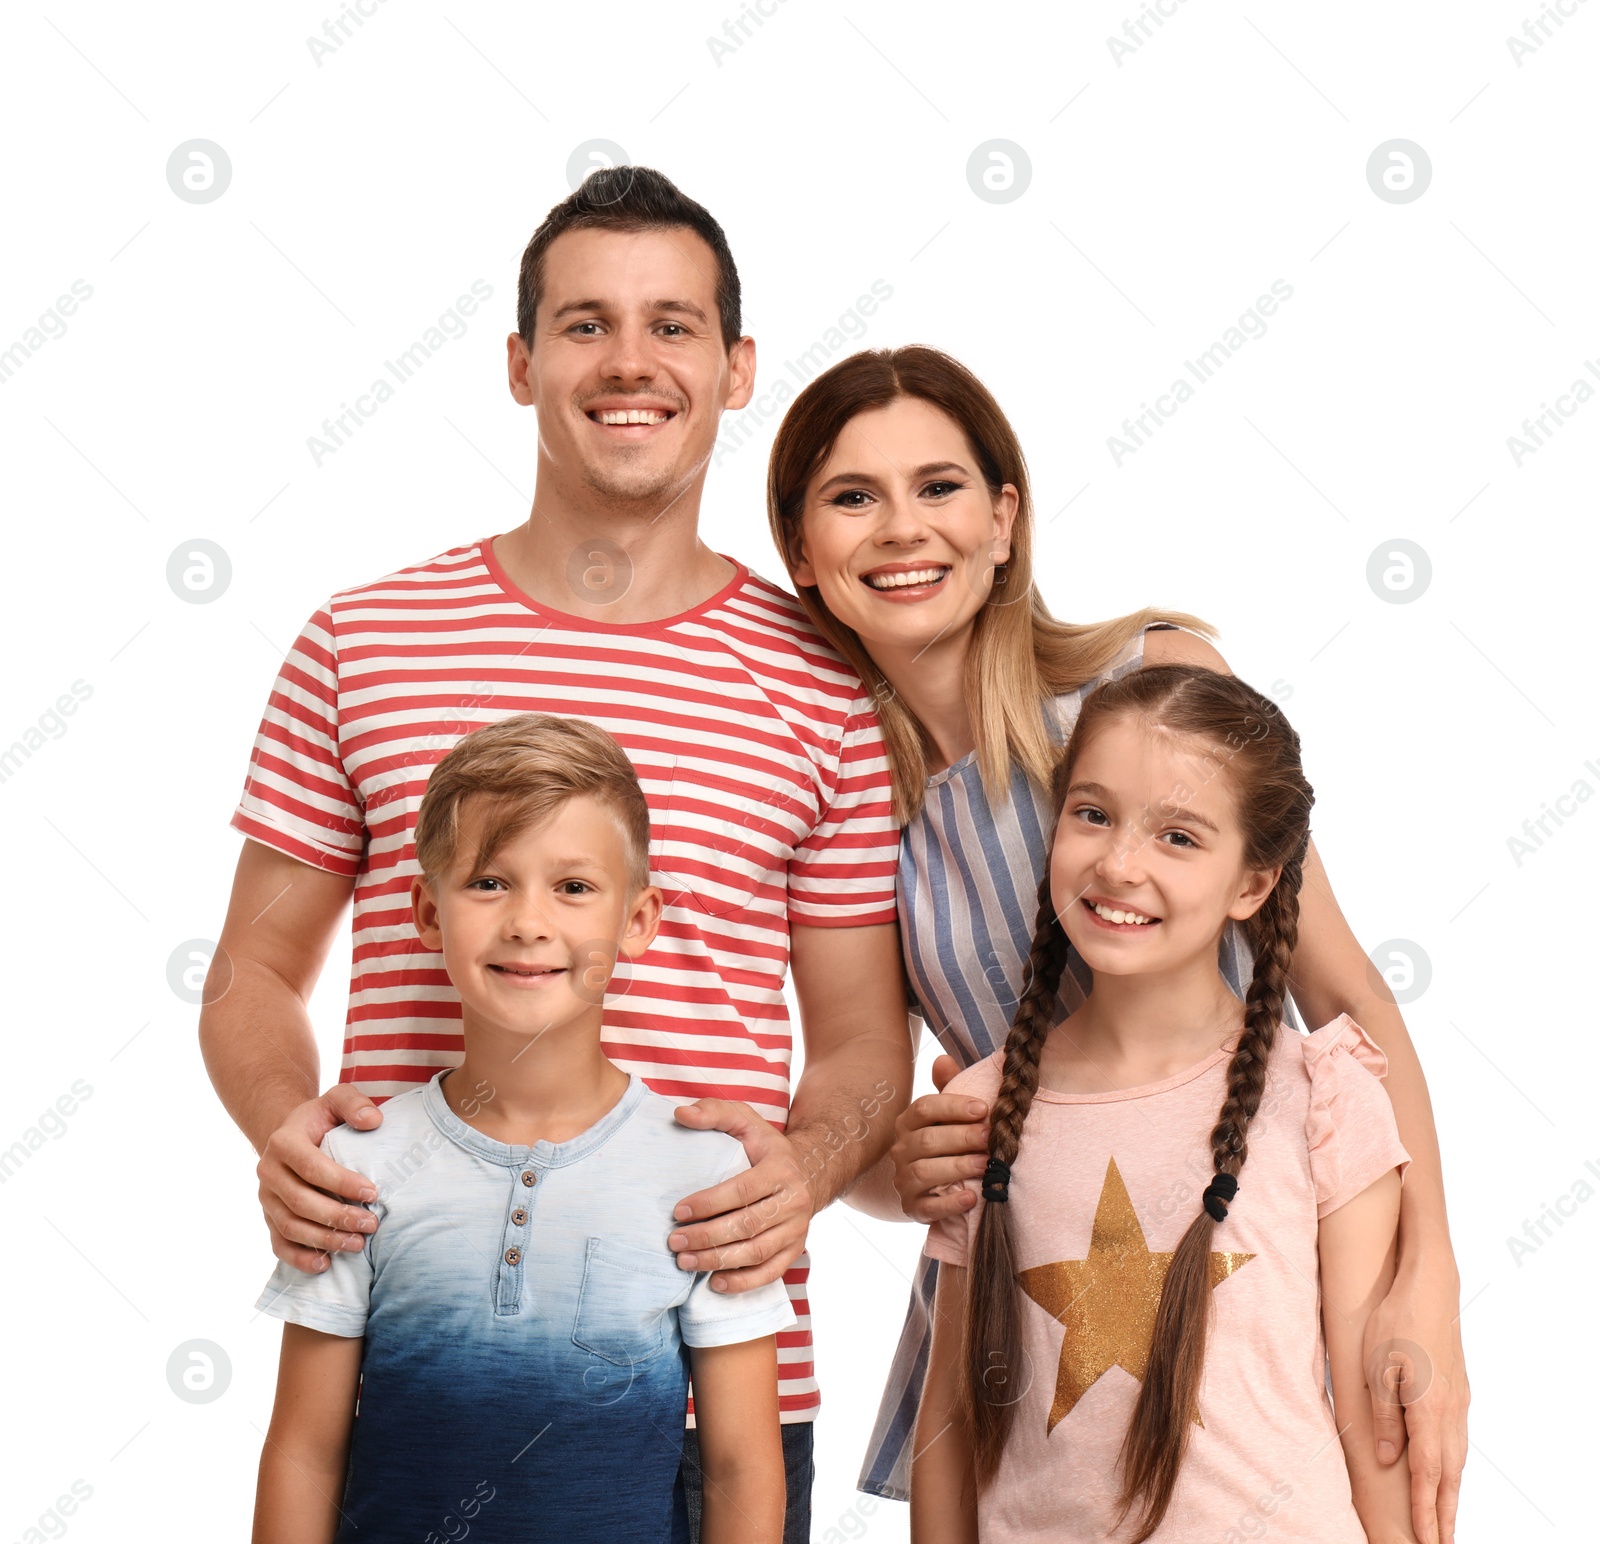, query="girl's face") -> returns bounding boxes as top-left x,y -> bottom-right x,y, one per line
1050,715 -> 1278,980
791,395 -> 1018,660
